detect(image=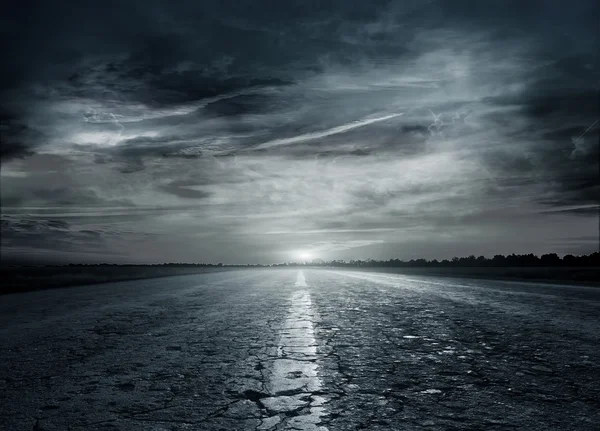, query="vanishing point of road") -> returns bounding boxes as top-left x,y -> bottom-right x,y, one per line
1,269 -> 599,430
